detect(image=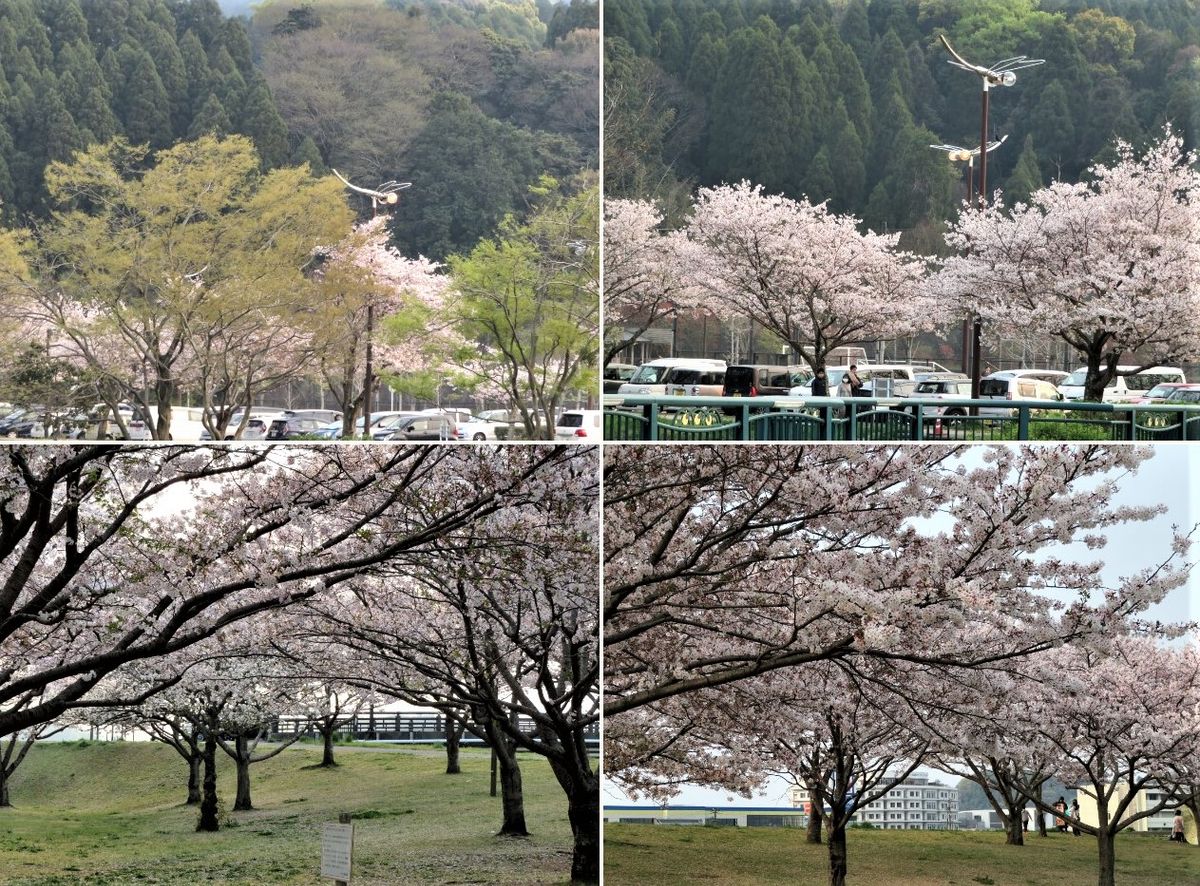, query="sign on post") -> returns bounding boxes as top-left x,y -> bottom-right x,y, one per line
321,815 -> 354,884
